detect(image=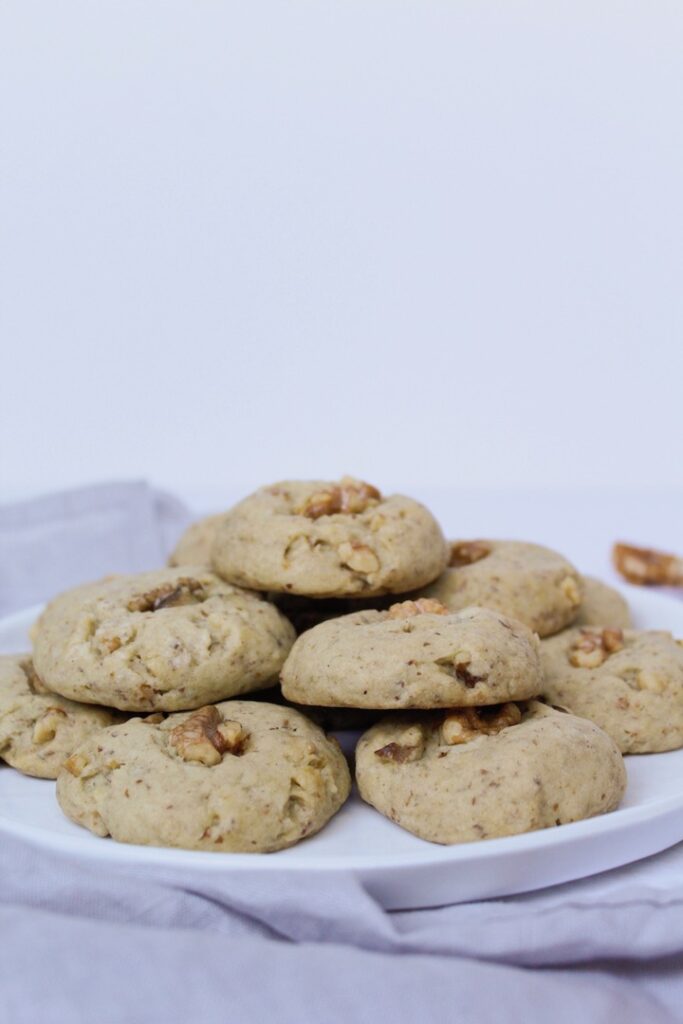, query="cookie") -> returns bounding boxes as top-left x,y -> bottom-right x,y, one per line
57,701 -> 351,852
281,600 -> 543,709
417,540 -> 582,637
574,576 -> 632,630
356,700 -> 625,844
211,478 -> 448,598
0,654 -> 121,779
541,626 -> 683,753
32,568 -> 296,712
168,514 -> 224,567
